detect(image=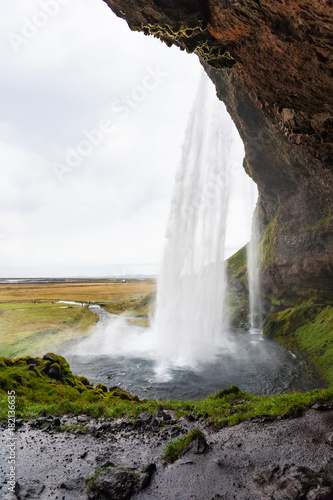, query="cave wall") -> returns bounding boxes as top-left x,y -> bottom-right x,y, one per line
103,0 -> 333,307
